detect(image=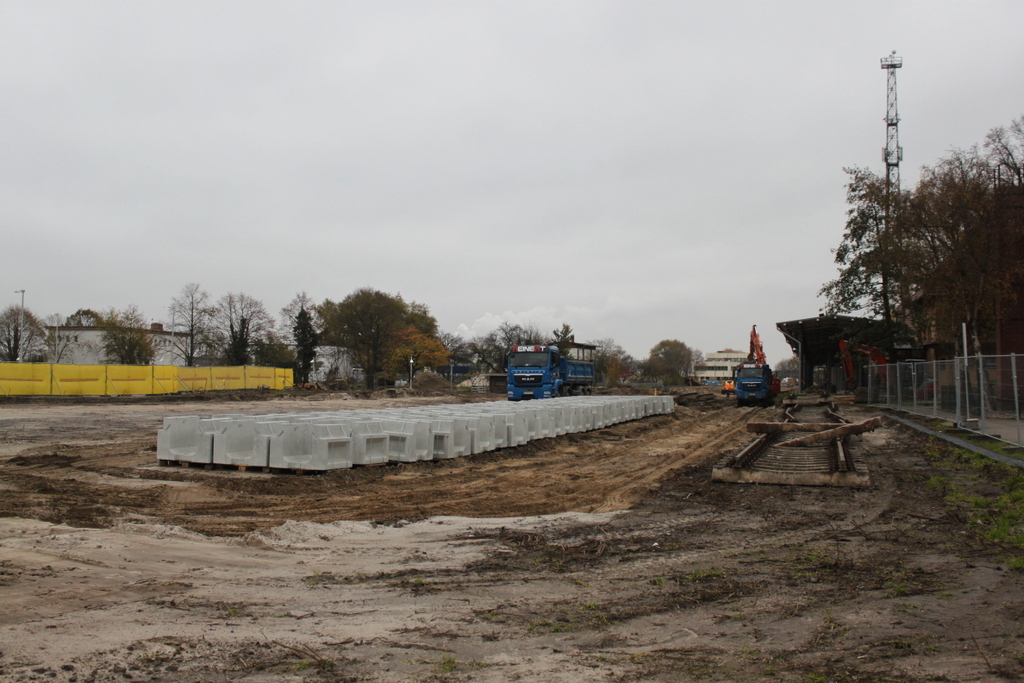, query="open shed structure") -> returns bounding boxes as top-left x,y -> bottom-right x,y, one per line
776,315 -> 878,391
